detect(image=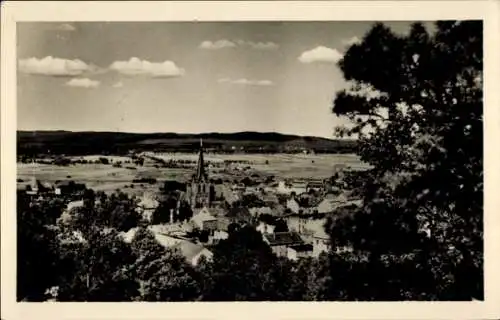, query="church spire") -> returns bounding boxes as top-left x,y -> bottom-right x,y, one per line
195,138 -> 205,181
